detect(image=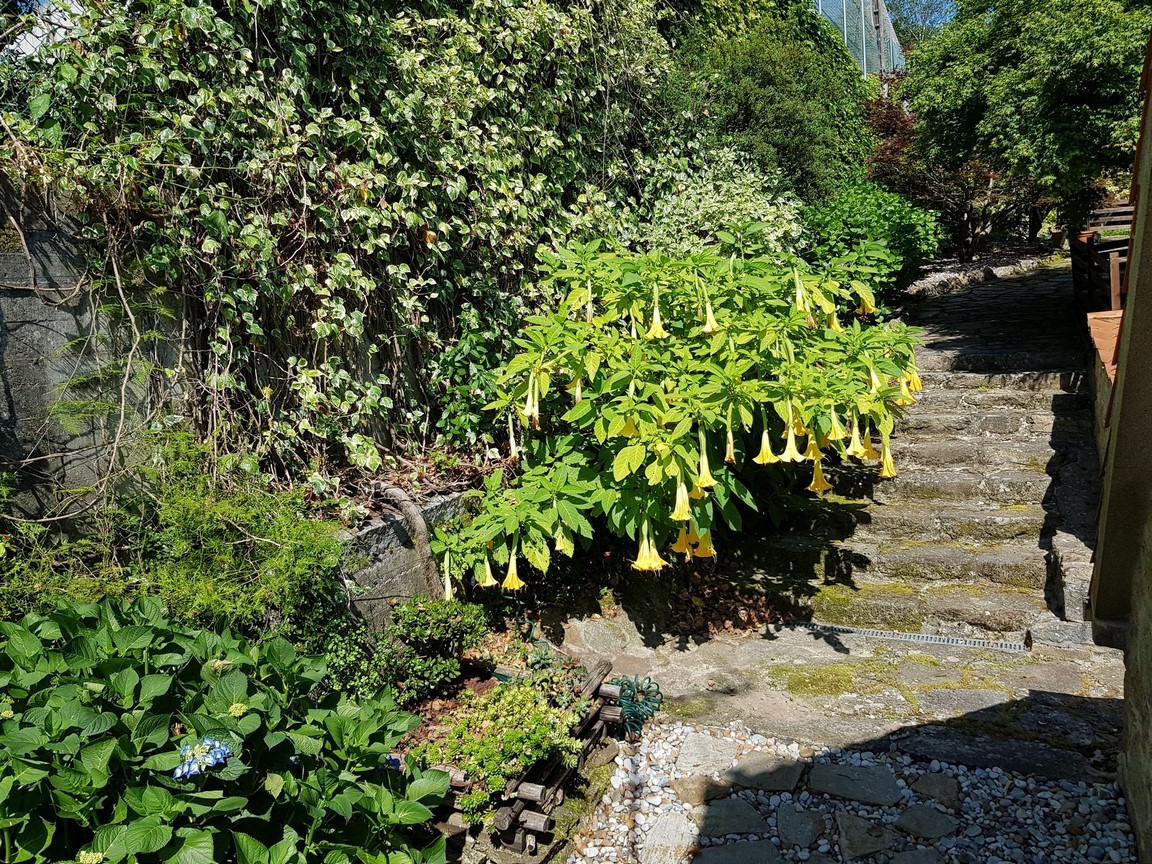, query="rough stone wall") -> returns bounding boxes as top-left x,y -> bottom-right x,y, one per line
342,492 -> 474,629
1119,498 -> 1152,858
